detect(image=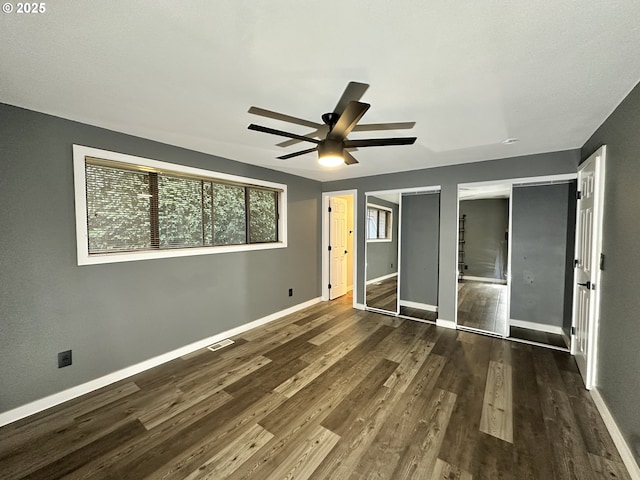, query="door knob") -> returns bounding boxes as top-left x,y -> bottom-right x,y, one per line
577,281 -> 591,289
